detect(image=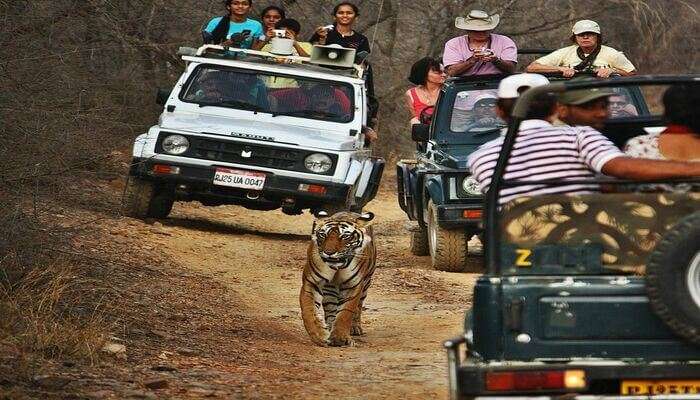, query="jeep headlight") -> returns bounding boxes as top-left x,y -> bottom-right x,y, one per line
162,134 -> 189,155
462,176 -> 481,196
304,153 -> 333,174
